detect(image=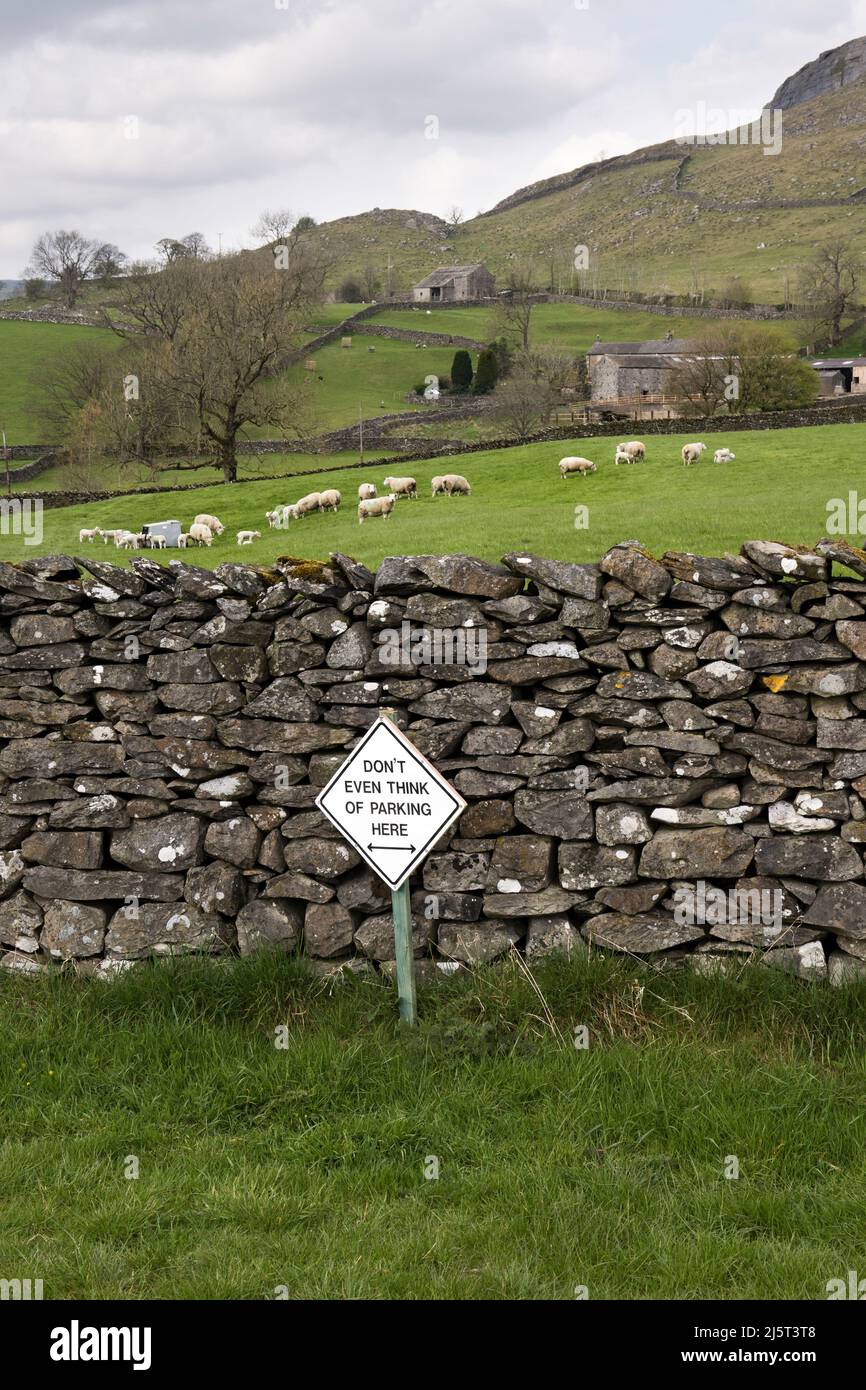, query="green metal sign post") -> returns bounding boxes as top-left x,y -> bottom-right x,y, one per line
315,712 -> 466,1027
391,880 -> 417,1026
